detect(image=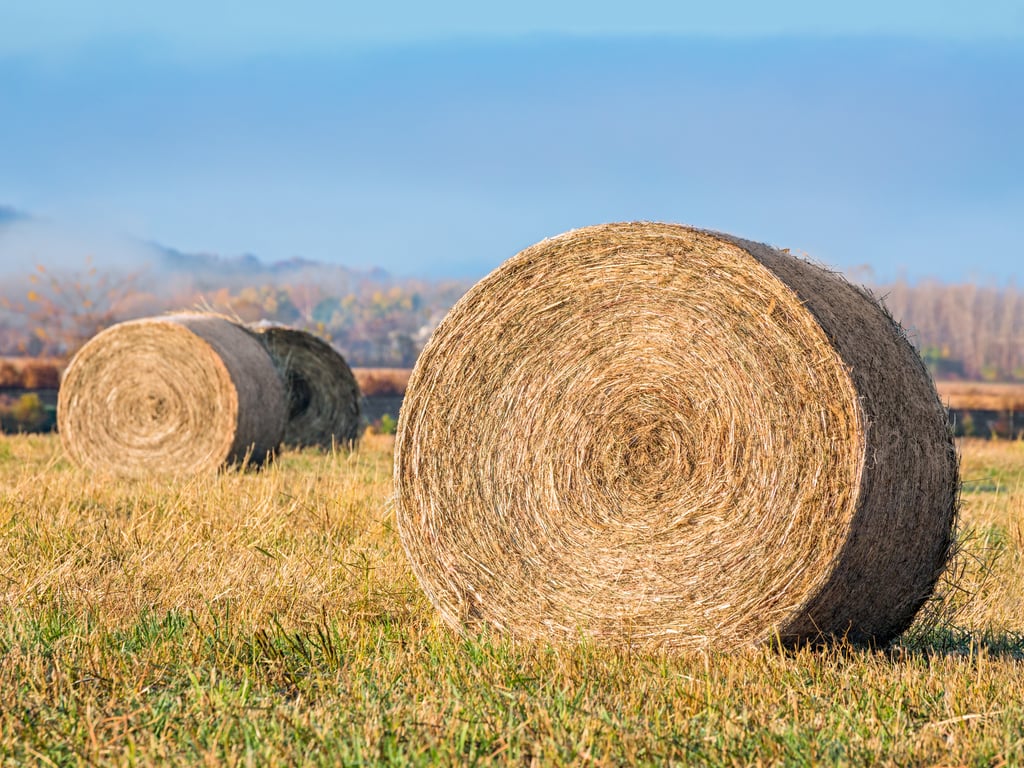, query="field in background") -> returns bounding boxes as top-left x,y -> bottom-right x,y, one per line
0,363 -> 413,435
352,368 -> 411,398
1,435 -> 1023,764
7,358 -> 1024,437
934,382 -> 1024,438
0,359 -> 411,397
0,357 -> 62,389
936,381 -> 1024,412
